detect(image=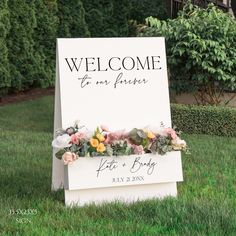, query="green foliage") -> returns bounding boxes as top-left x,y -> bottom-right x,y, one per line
1,0 -> 170,96
83,0 -> 168,37
33,0 -> 58,88
82,0 -> 130,37
171,103 -> 236,137
55,149 -> 65,159
57,0 -> 90,37
129,128 -> 147,145
150,136 -> 172,155
110,140 -> 133,156
7,0 -> 38,91
129,0 -> 168,23
0,0 -> 10,97
141,3 -> 236,105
